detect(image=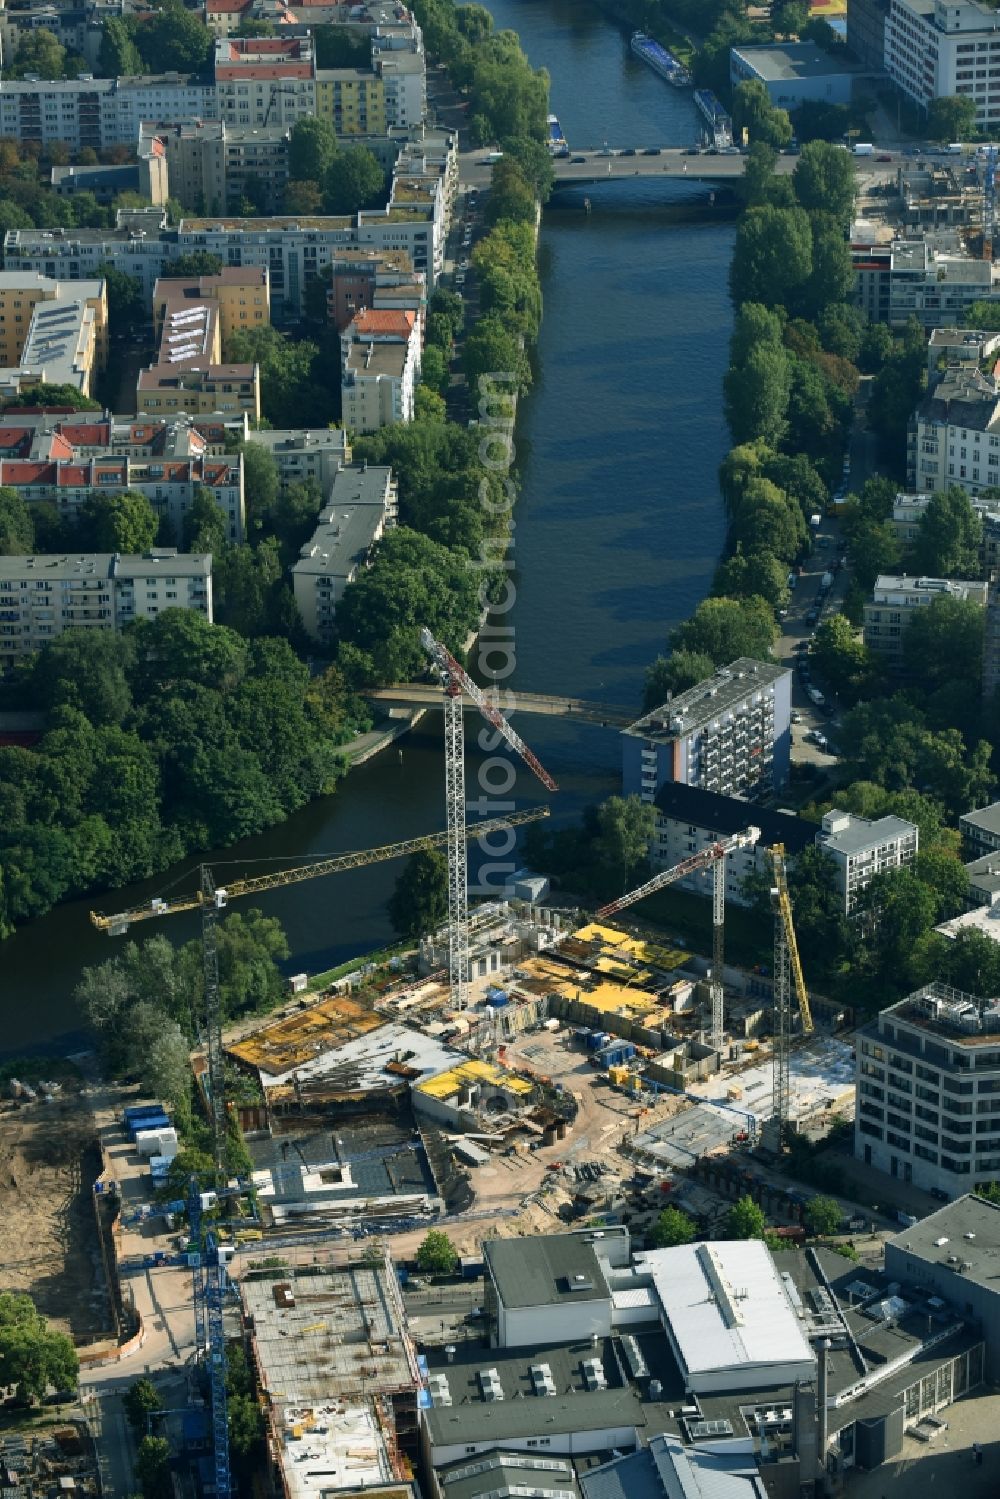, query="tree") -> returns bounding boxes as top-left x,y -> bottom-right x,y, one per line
323,147 -> 386,214
167,250 -> 224,279
288,117 -> 338,183
146,1022 -> 192,1115
811,614 -> 876,700
642,649 -> 716,710
730,303 -> 785,368
81,489 -> 158,553
135,1435 -> 172,1499
486,157 -> 538,225
415,1229 -> 459,1275
793,100 -> 849,143
33,630 -> 133,724
926,95 -> 977,143
4,383 -> 100,410
670,595 -> 778,665
463,314 -> 531,401
99,17 -> 142,78
725,1195 -> 766,1240
902,594 -> 984,693
793,140 -> 856,224
239,441 -> 280,529
730,205 -> 813,310
0,1292 -> 78,1401
135,1 -> 212,74
387,849 -> 448,940
773,0 -> 808,34
595,795 -> 655,889
124,1377 -> 165,1434
225,326 -> 329,428
13,29 -> 67,80
732,80 -> 792,149
802,214 -> 854,318
724,343 -> 791,446
182,487 -> 228,553
420,344 -> 450,398
913,486 -> 983,577
0,486 -> 34,554
712,548 -> 790,610
648,1206 -> 696,1247
98,263 -> 145,328
804,1195 -> 842,1237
